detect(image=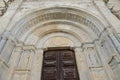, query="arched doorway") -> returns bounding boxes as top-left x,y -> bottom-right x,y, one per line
1,7 -> 119,80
